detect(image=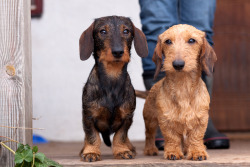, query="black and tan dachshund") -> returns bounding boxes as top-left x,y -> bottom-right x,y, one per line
79,16 -> 148,162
